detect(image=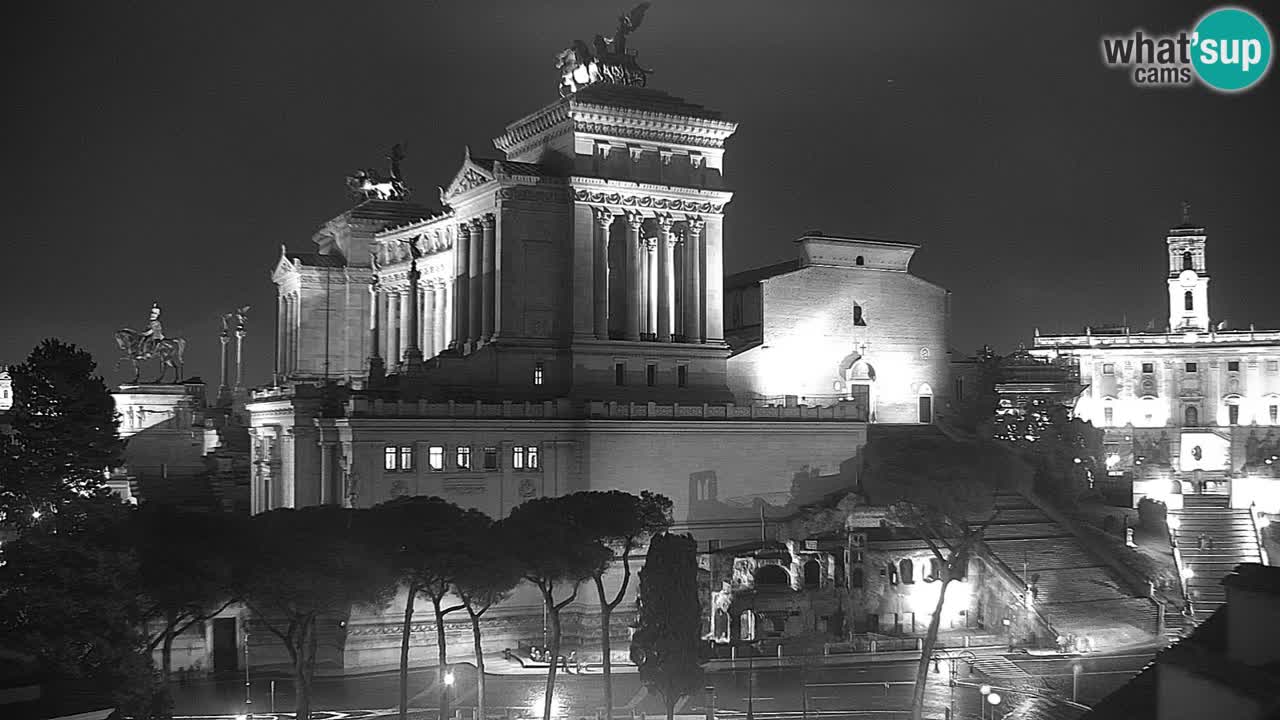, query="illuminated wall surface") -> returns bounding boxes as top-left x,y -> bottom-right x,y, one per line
726,235 -> 950,423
